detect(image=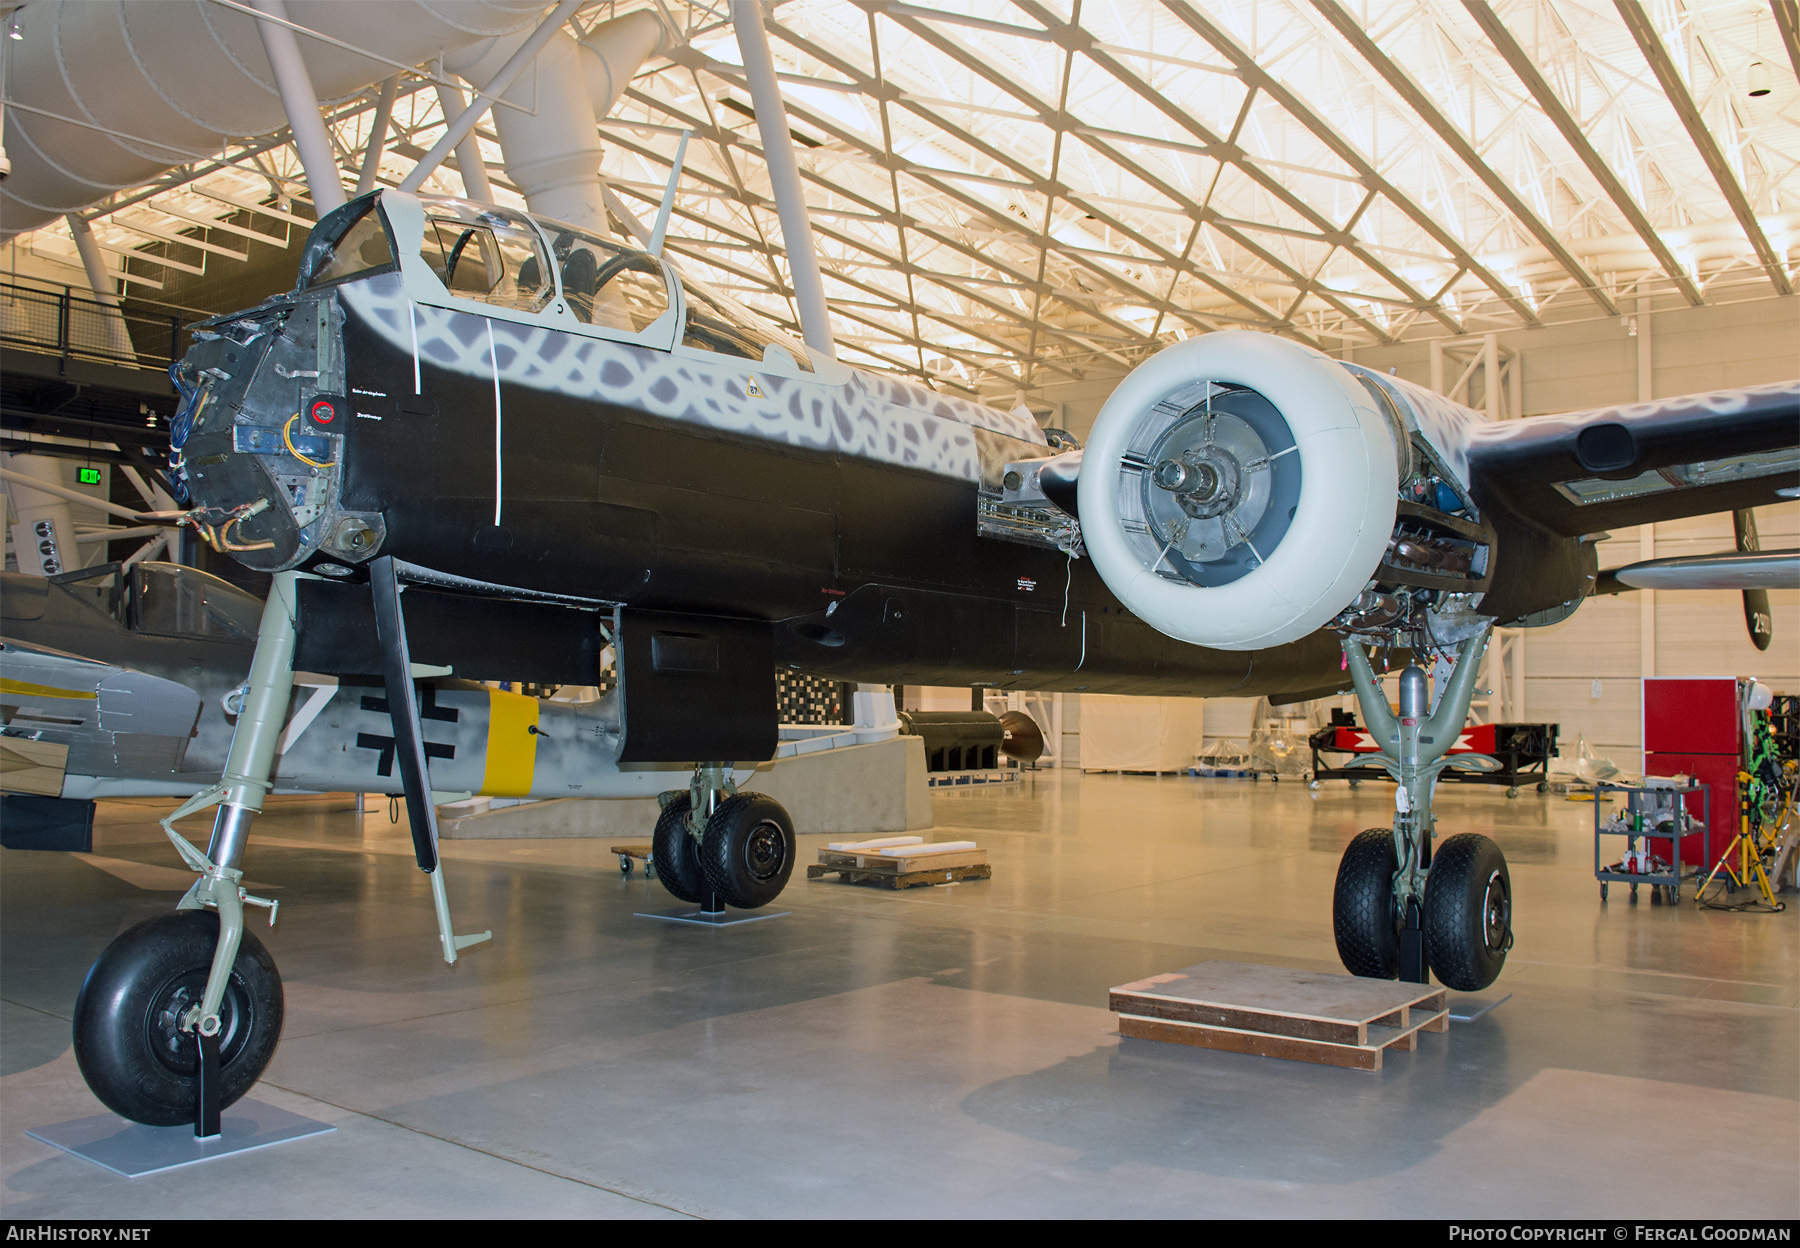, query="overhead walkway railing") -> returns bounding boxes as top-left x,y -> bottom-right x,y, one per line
0,279 -> 200,376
